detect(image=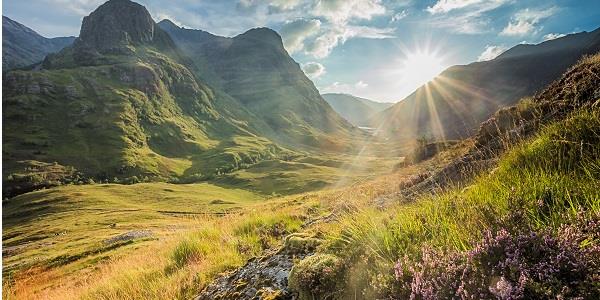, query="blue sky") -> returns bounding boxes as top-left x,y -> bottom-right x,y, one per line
4,0 -> 600,102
